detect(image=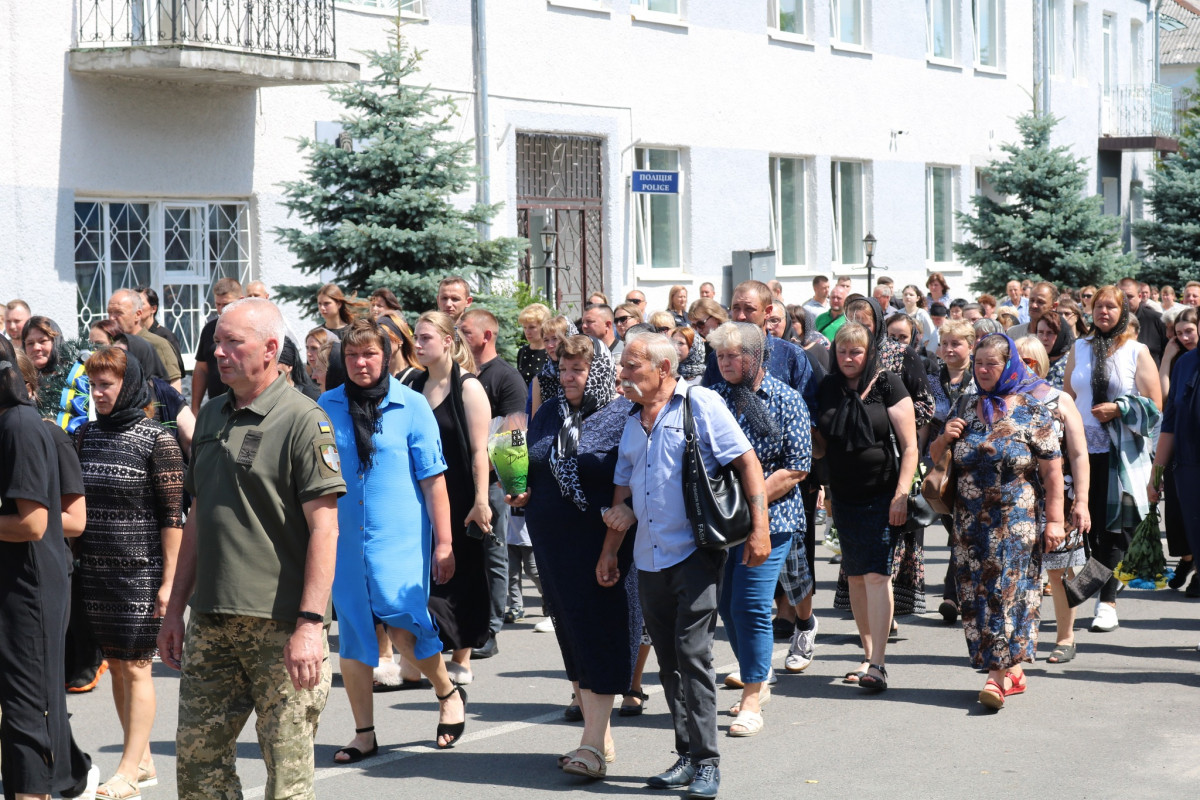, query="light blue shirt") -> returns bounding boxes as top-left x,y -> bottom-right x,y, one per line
614,381 -> 752,572
1000,296 -> 1030,324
